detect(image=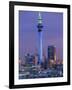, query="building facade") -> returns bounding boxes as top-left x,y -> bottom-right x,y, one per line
48,46 -> 56,62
